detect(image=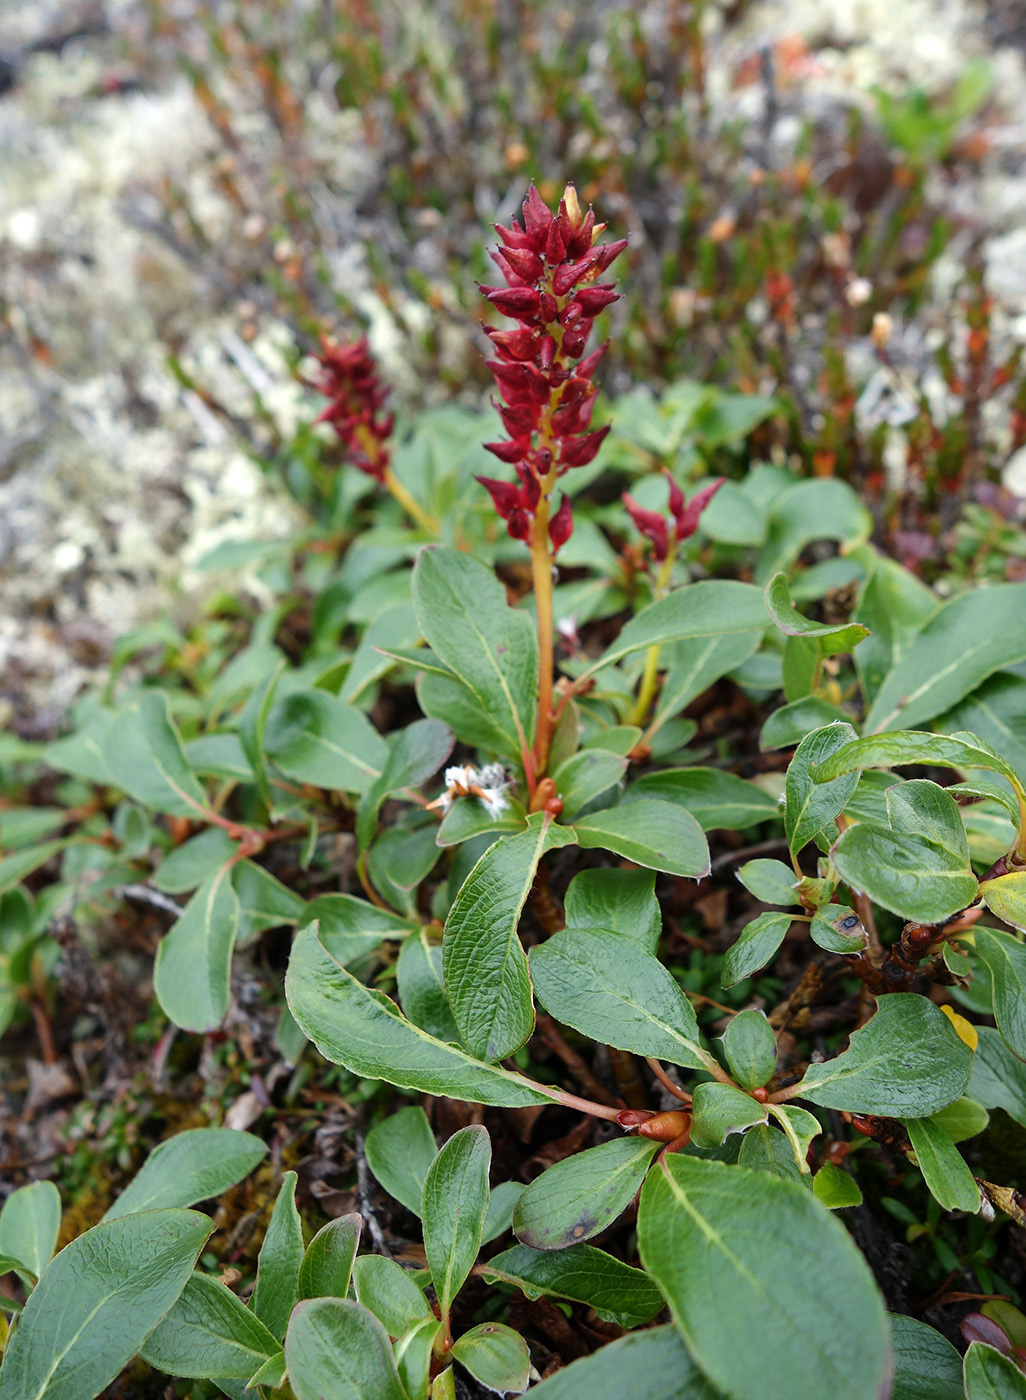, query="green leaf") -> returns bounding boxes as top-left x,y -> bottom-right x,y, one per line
264,689 -> 388,794
630,769 -> 778,832
298,1214 -> 361,1300
650,632 -> 762,740
239,656 -> 286,810
781,634 -> 821,702
0,1183 -> 60,1282
417,670 -> 520,762
940,672 -> 1026,791
286,925 -> 551,1107
797,994 -> 974,1115
184,731 -> 253,781
573,798 -> 709,877
365,1106 -> 438,1217
285,1299 -> 408,1400
564,868 -> 661,953
252,1172 -> 304,1341
736,858 -> 799,906
637,1156 -> 888,1400
722,911 -> 793,986
0,1209 -> 212,1400
765,572 -> 869,654
102,692 -> 210,819
483,1244 -> 663,1329
970,1026 -> 1026,1128
435,793 -> 525,846
524,1326 -> 723,1400
811,729 -> 1025,804
530,928 -> 709,1070
784,723 -> 860,856
304,893 -> 416,967
138,1271 -> 281,1379
0,810 -> 66,851
722,1009 -> 777,1089
832,821 -> 978,924
964,1341 -> 1026,1399
233,859 -> 304,940
103,1128 -> 265,1221
154,827 -> 237,894
809,903 -> 868,954
444,816 -> 575,1061
865,582 -> 1026,733
931,1097 -> 990,1142
690,1082 -> 768,1148
397,931 -> 460,1042
975,930 -> 1026,1060
552,750 -> 627,821
412,547 -> 537,756
850,548 -> 939,705
395,1316 -> 441,1400
887,778 -> 972,860
890,1314 -> 965,1400
422,1125 -> 491,1321
903,1116 -> 980,1213
513,1137 -> 659,1250
756,478 -> 872,582
813,1162 -> 863,1209
0,843 -> 67,899
589,580 -> 769,677
356,718 -> 454,851
738,1125 -> 807,1184
760,696 -> 854,750
153,862 -> 241,1033
451,1323 -> 530,1395
482,1182 -> 524,1245
982,875 -> 1026,936
352,1255 -> 432,1337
